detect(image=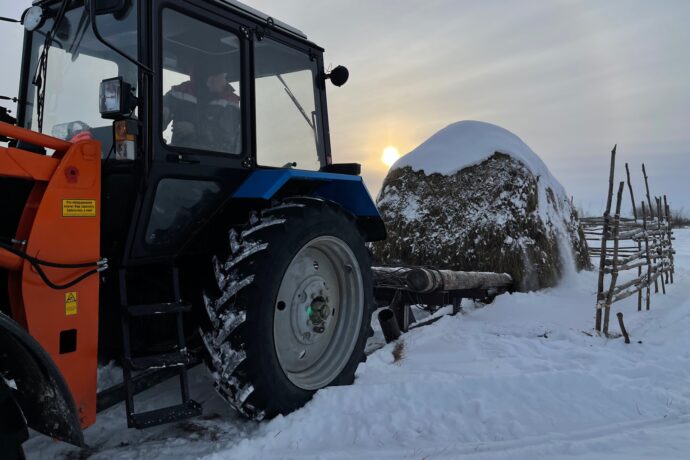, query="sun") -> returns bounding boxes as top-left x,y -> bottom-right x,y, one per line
382,146 -> 401,167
